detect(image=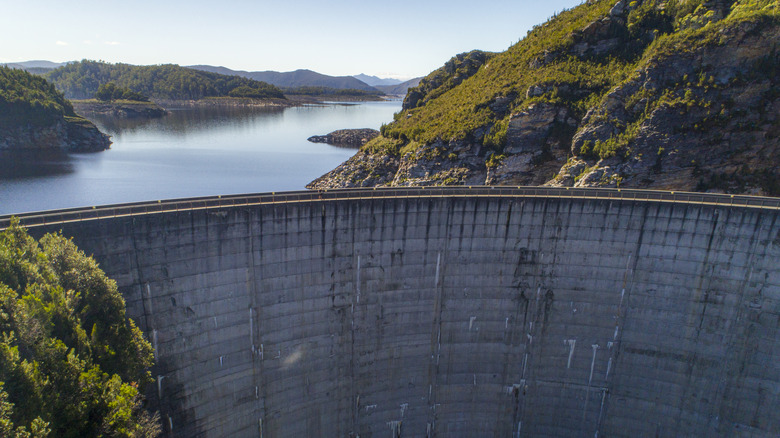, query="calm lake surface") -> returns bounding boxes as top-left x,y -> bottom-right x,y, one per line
0,100 -> 401,215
